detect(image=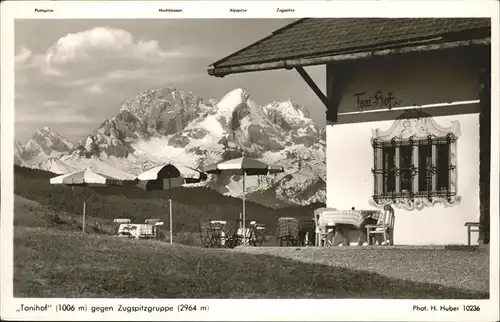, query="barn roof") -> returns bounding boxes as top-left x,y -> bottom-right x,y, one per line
208,18 -> 491,77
